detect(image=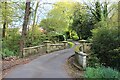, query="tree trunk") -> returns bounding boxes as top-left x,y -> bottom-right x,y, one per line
20,1 -> 31,57
2,21 -> 6,38
31,1 -> 39,42
2,2 -> 7,38
32,1 -> 39,29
